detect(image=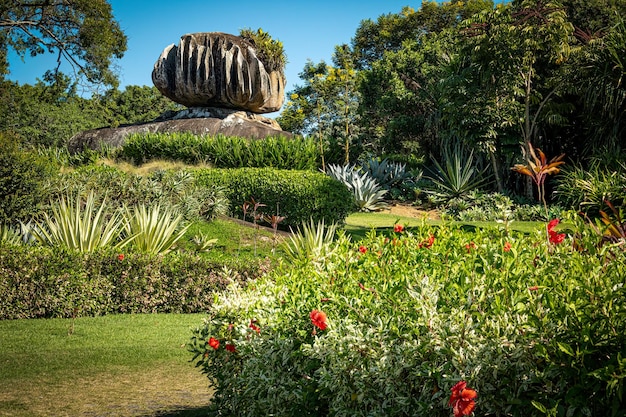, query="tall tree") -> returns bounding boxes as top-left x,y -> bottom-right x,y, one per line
0,0 -> 127,87
277,46 -> 361,166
